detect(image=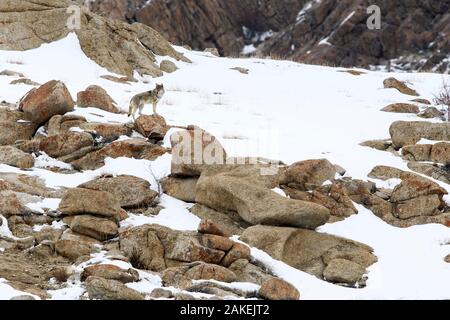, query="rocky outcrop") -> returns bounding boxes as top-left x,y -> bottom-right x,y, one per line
362,166 -> 450,227
0,0 -> 189,77
240,225 -> 377,287
257,0 -> 450,72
